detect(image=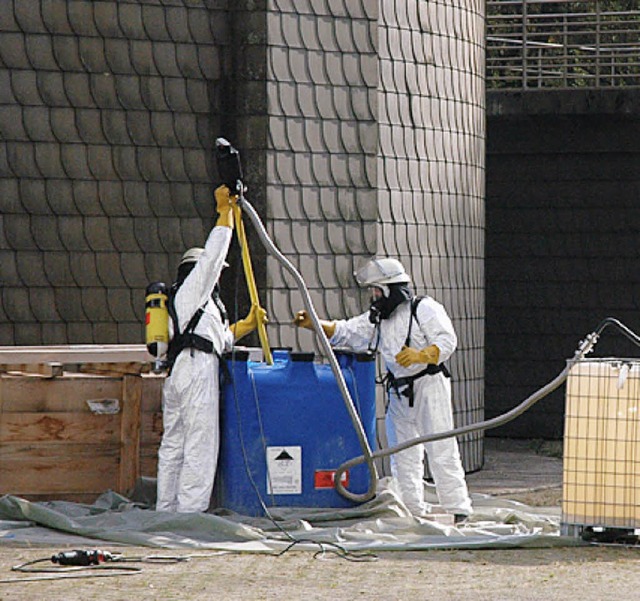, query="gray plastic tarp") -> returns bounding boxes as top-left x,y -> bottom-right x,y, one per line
0,479 -> 585,552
